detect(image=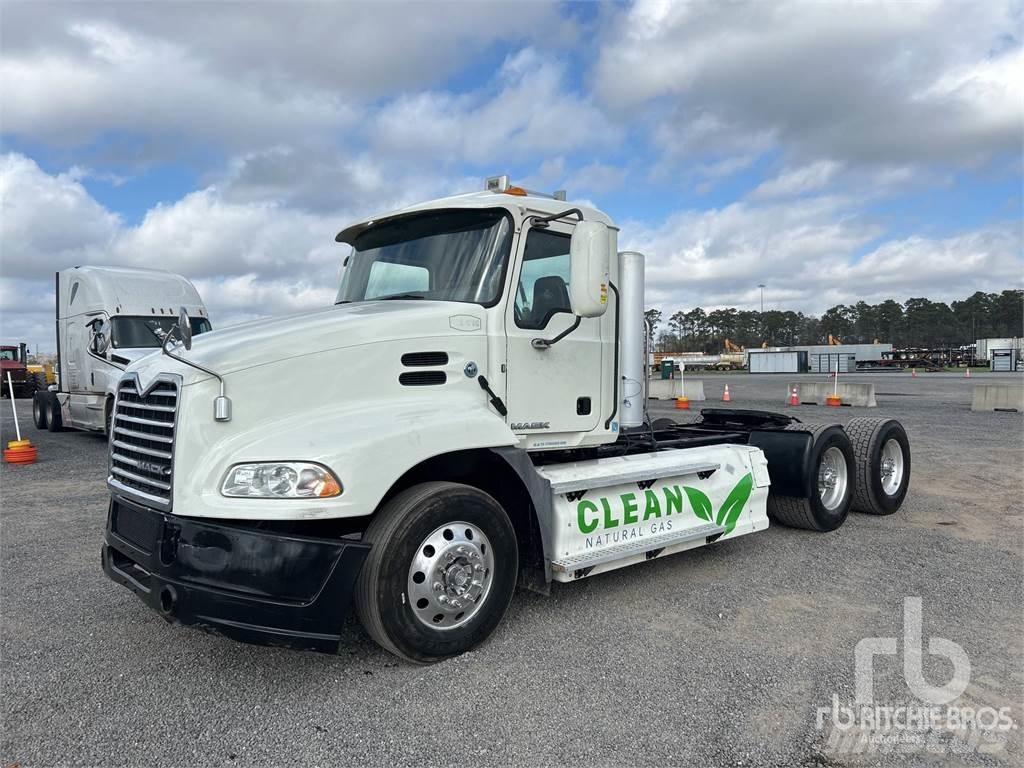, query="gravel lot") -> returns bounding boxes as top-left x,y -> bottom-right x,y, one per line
2,372 -> 1022,767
